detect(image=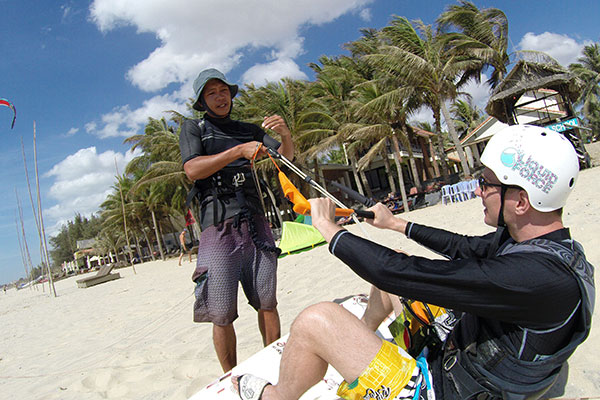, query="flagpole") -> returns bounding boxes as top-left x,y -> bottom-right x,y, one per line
32,121 -> 57,296
114,158 -> 136,274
